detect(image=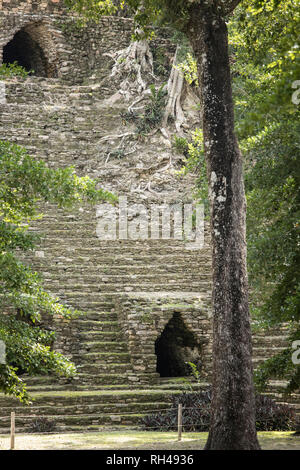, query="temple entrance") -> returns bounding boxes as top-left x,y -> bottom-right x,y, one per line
155,312 -> 203,377
2,23 -> 57,77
